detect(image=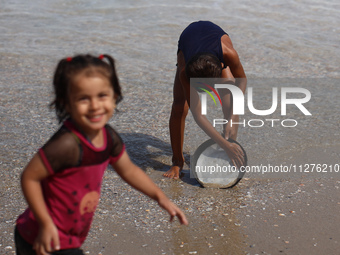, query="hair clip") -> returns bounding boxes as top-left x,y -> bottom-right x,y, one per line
98,54 -> 104,60
66,57 -> 72,62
